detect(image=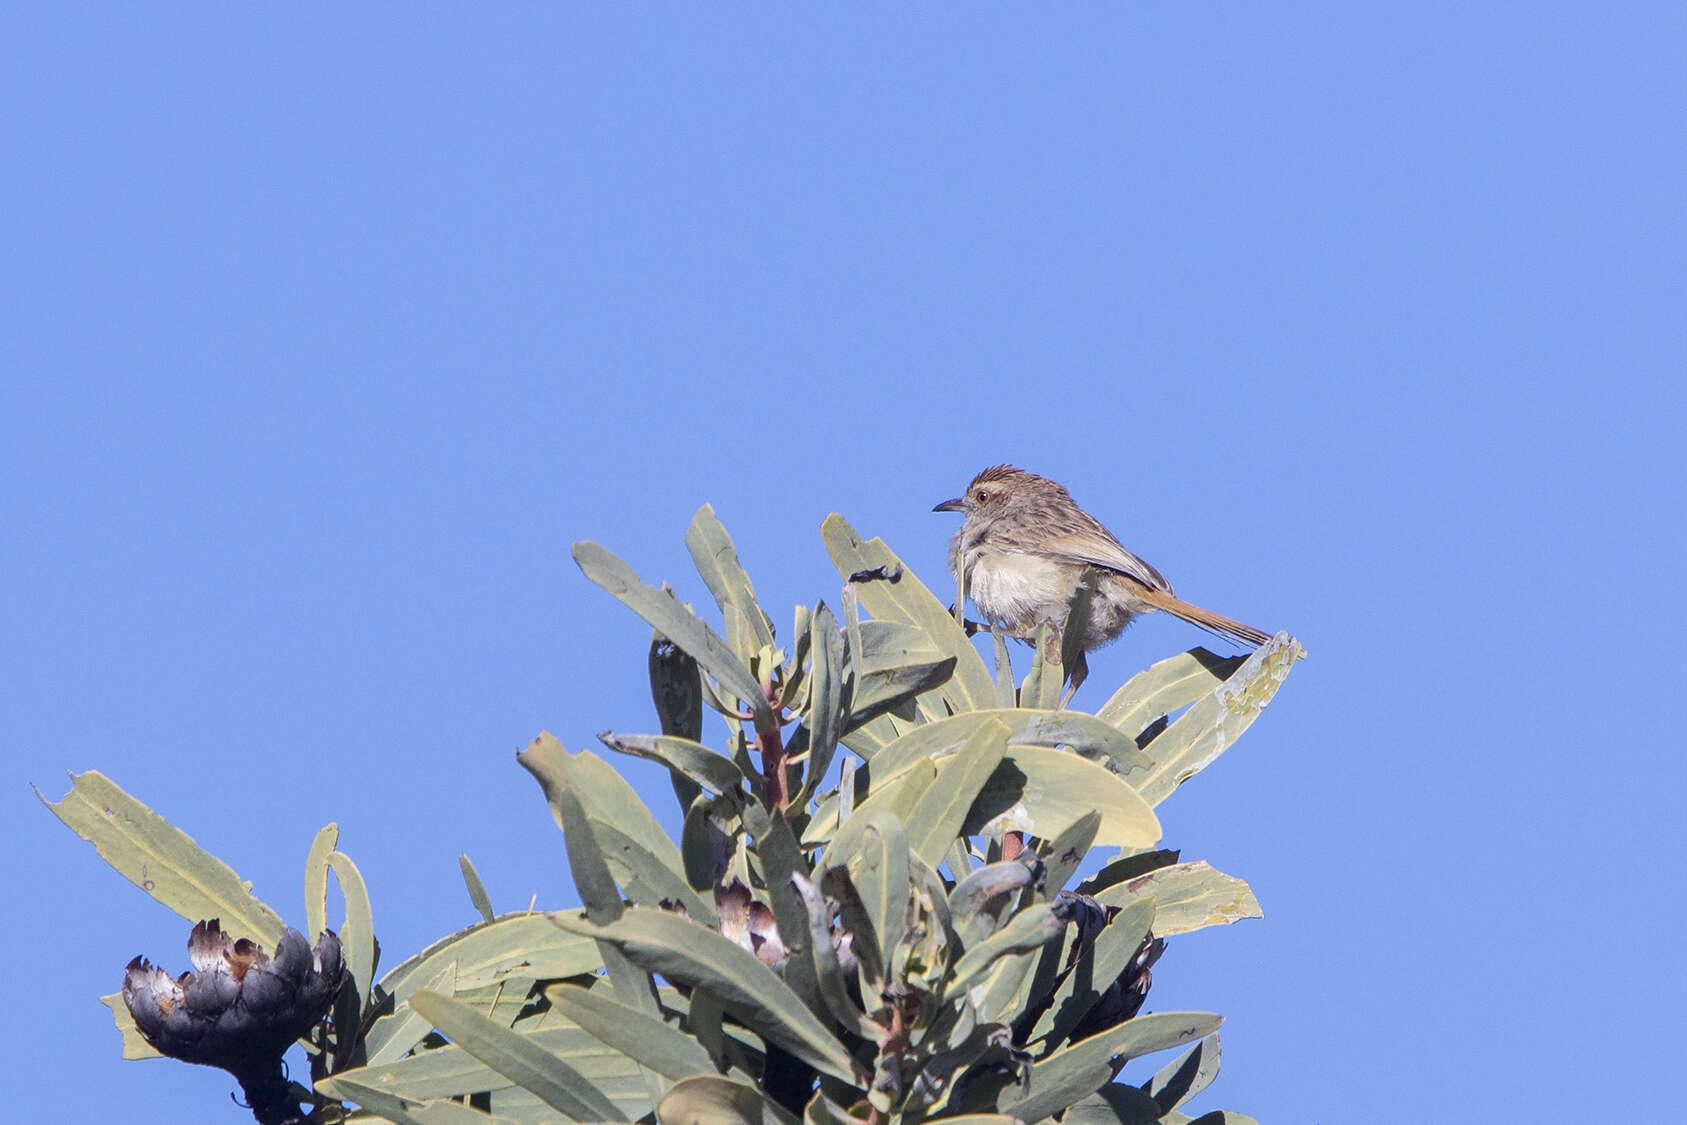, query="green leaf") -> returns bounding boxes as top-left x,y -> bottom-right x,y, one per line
460,854 -> 494,925
947,860 -> 1038,948
406,988 -> 627,1121
314,1072 -> 434,1125
39,770 -> 286,945
1074,851 -> 1180,898
742,801 -> 824,1017
574,540 -> 775,734
1059,571 -> 1103,695
1132,634 -> 1303,807
100,991 -> 162,1060
1027,899 -> 1155,1053
327,850 -> 376,1006
1094,862 -> 1261,936
857,811 -> 912,975
793,603 -> 846,807
551,908 -> 859,1083
658,1074 -> 800,1125
906,719 -> 1009,868
687,504 -> 778,661
823,760 -> 937,868
861,710 -> 1153,794
962,748 -> 1160,851
948,902 -> 1064,997
819,862 -> 886,996
996,1012 -> 1223,1123
304,823 -> 338,946
821,514 -> 995,712
650,629 -> 706,806
375,913 -> 603,1004
790,873 -> 879,1039
1096,648 -> 1246,739
844,656 -> 958,732
1039,811 -> 1102,896
520,733 -> 714,922
545,982 -> 716,1081
1142,1034 -> 1222,1114
599,732 -> 749,804
1019,622 -> 1065,711
991,631 -> 1017,708
1060,1084 -> 1172,1125
365,960 -> 457,1066
407,1099 -> 521,1125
